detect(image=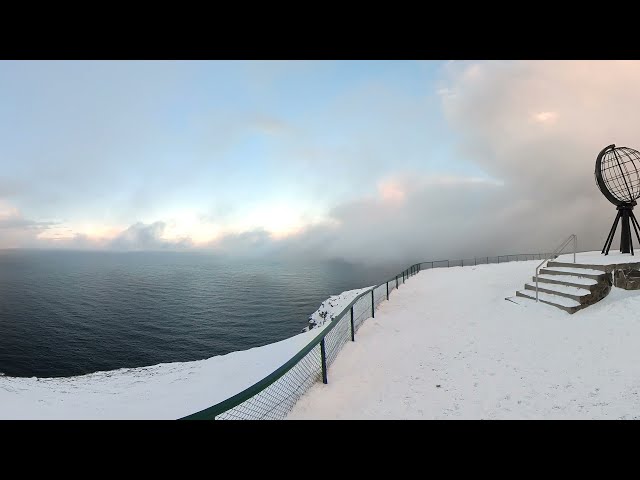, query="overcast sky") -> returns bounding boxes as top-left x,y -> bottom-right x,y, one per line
1,60 -> 638,264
